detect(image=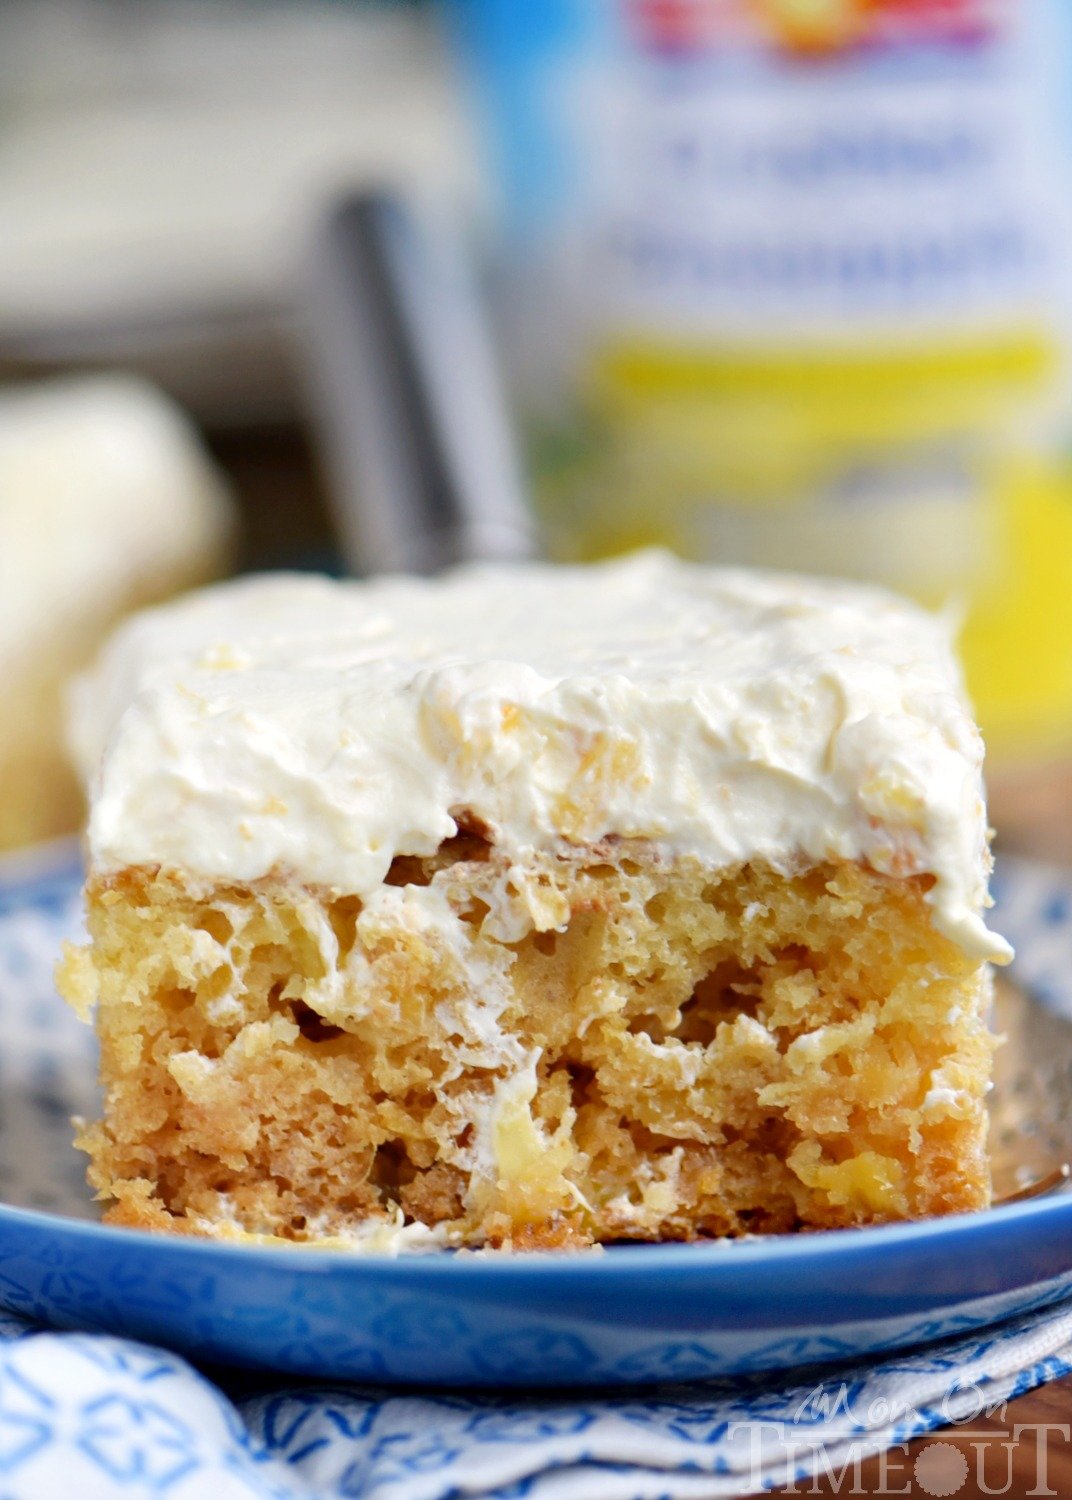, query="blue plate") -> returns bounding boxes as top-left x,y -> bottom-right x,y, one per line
0,842 -> 1070,1388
